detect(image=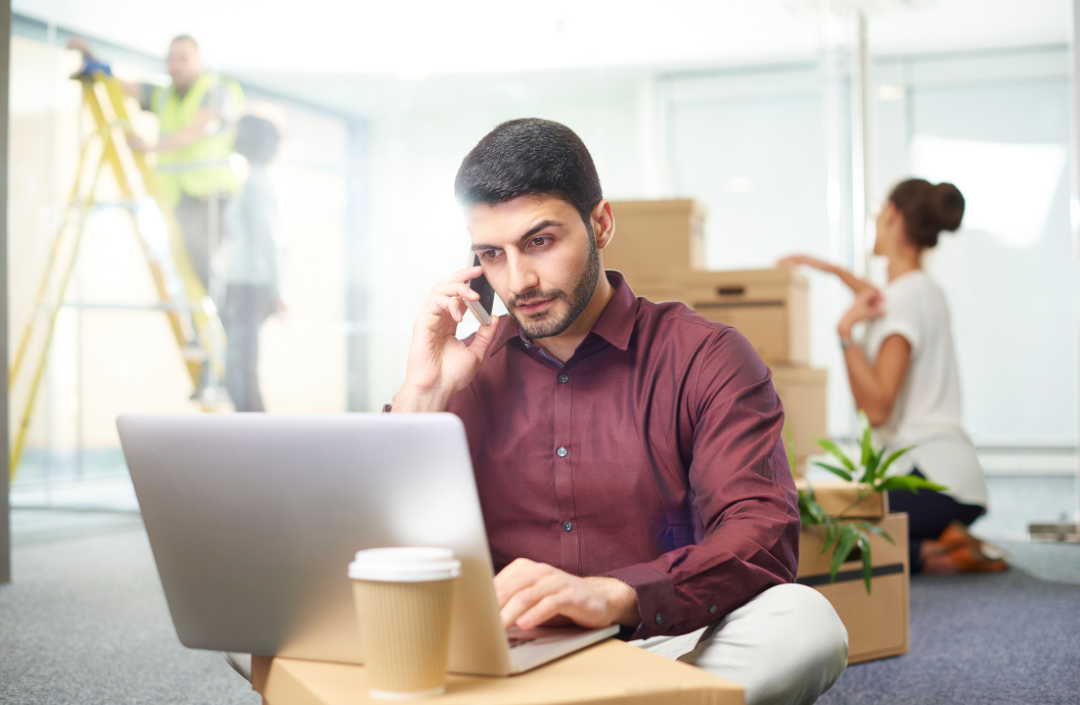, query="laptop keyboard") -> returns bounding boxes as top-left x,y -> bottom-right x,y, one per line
508,636 -> 536,649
